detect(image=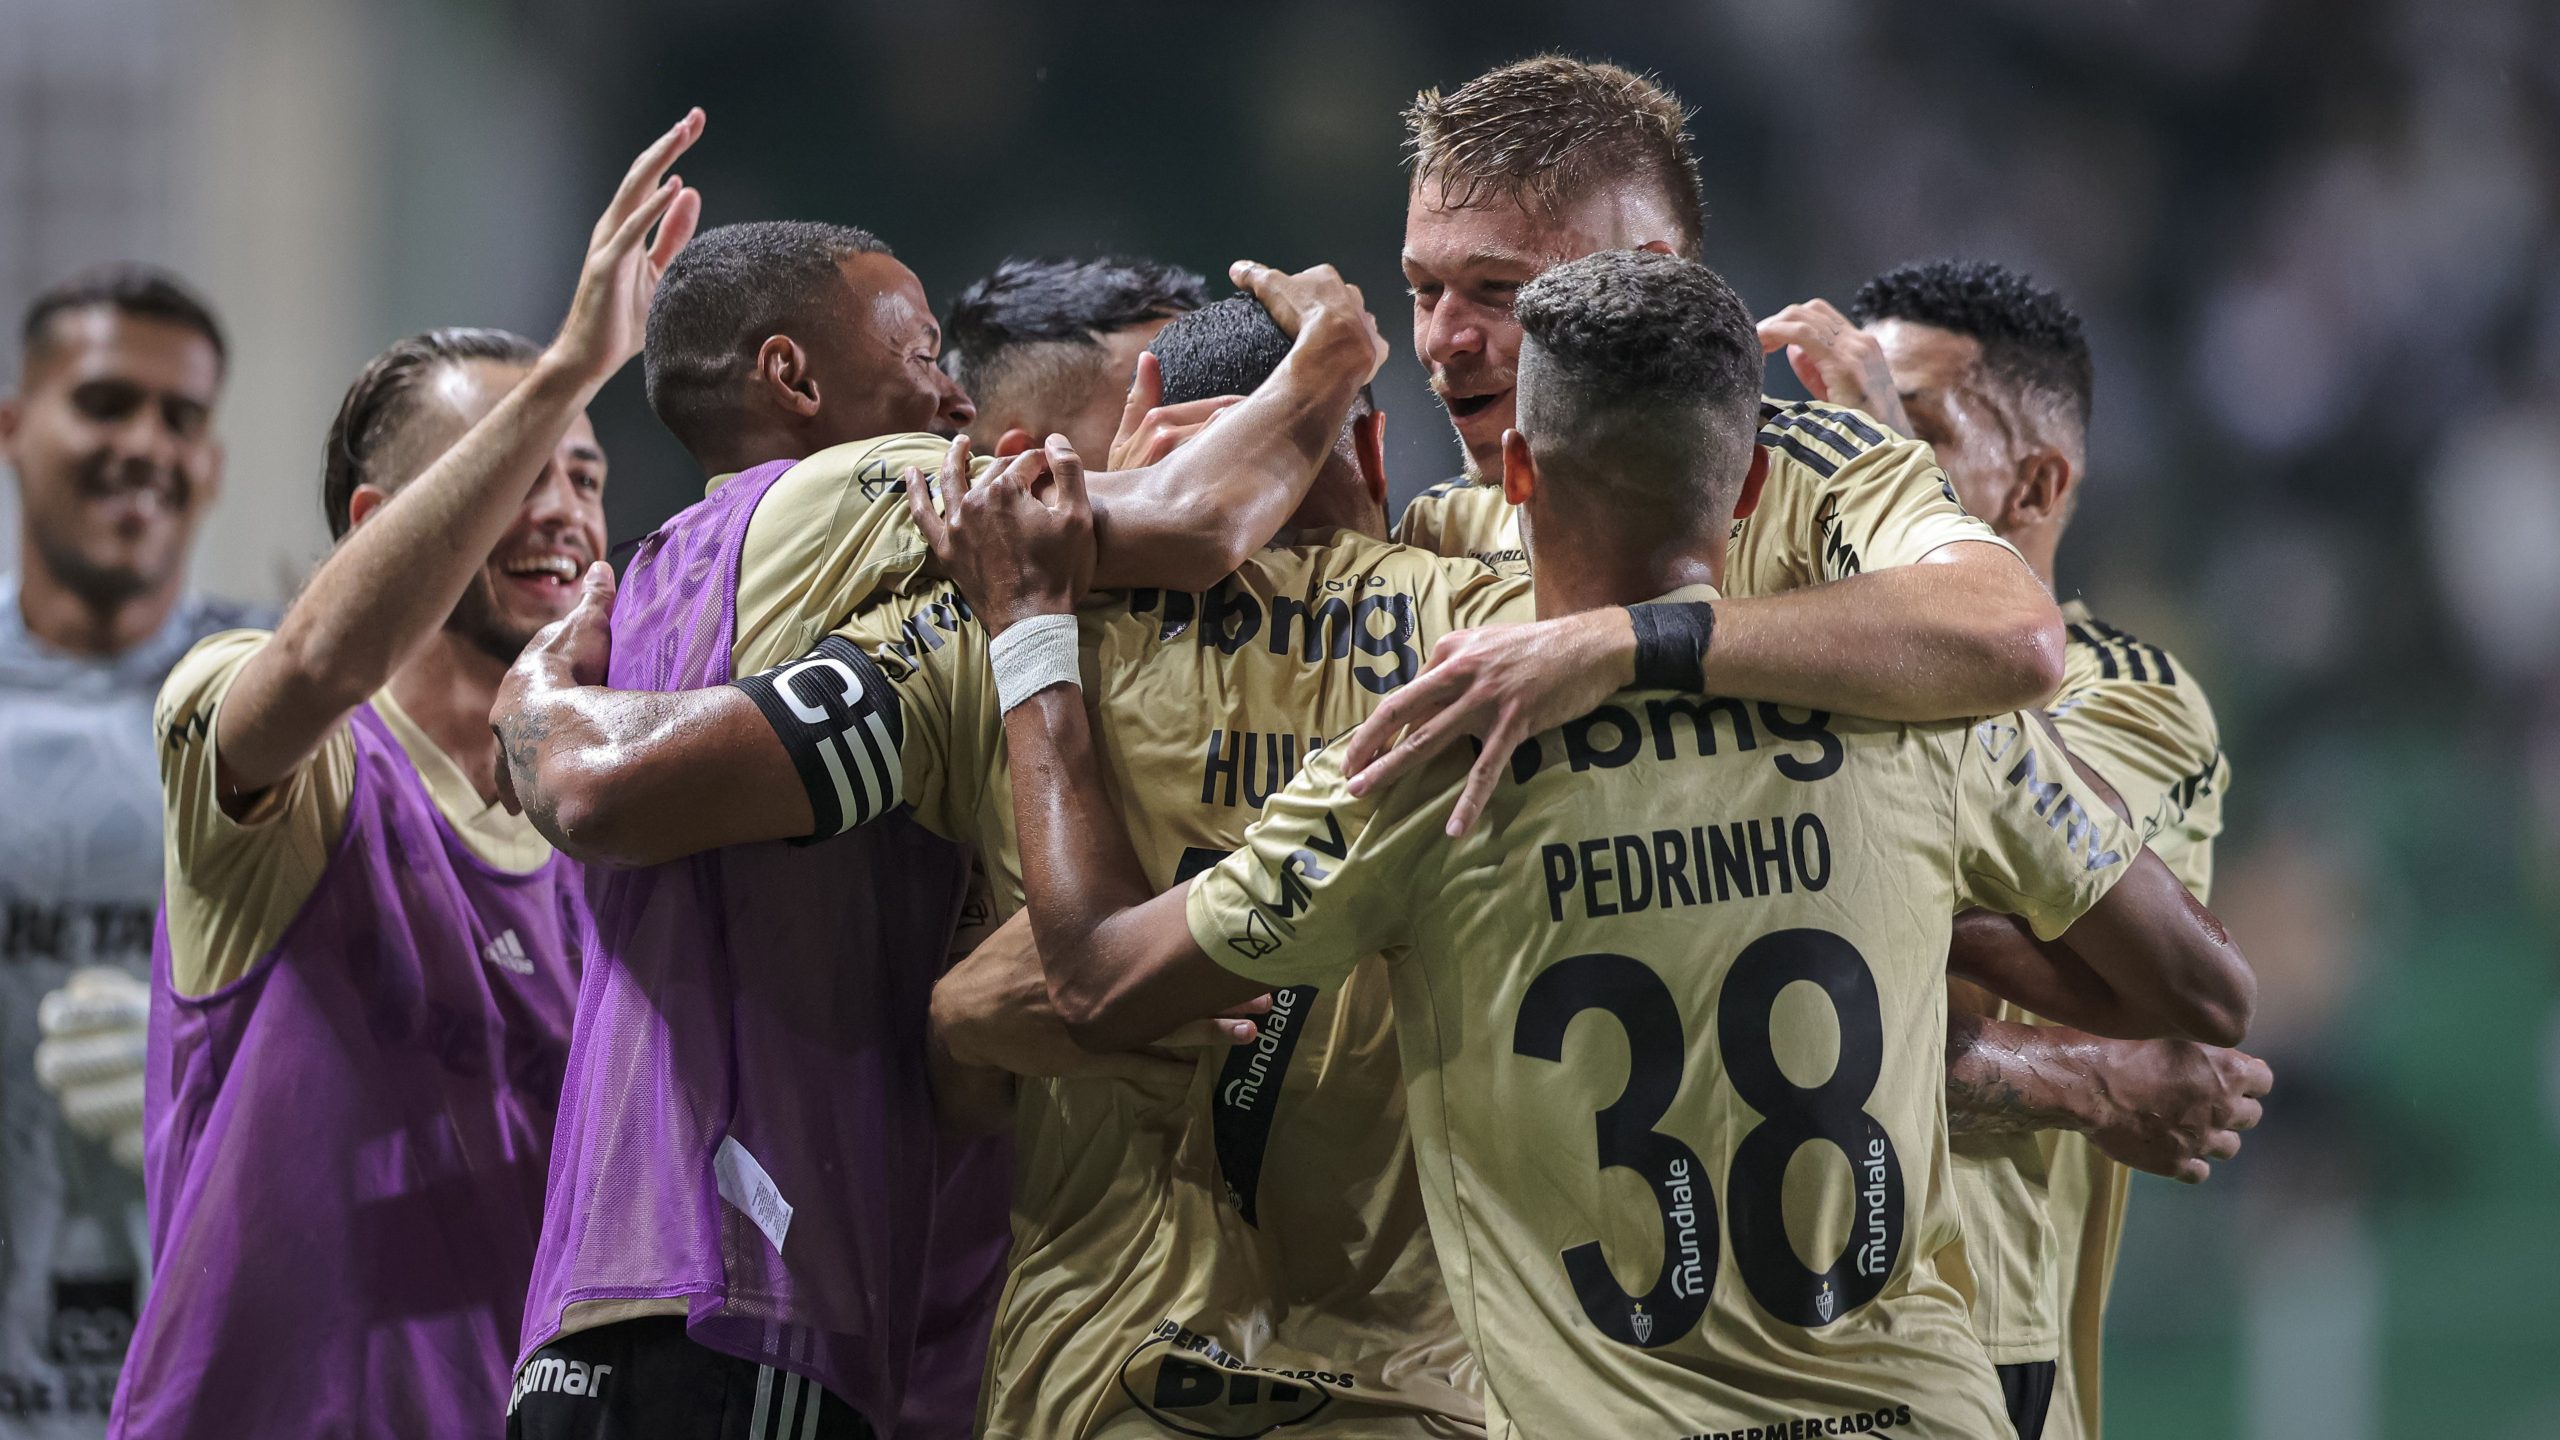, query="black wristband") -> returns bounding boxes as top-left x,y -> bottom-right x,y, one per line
1628,600 -> 1715,693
